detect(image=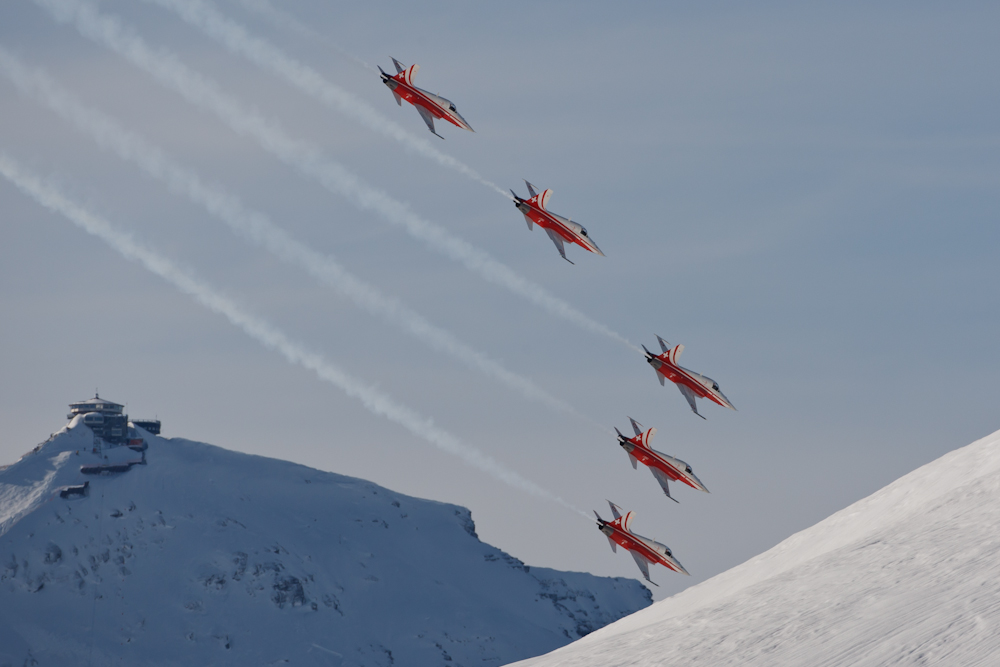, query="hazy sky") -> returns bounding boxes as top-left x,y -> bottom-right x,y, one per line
1,0 -> 998,600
